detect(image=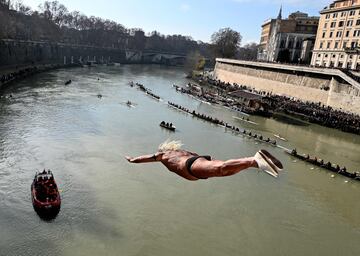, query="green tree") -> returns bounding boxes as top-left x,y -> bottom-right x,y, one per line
211,28 -> 242,58
184,51 -> 205,77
